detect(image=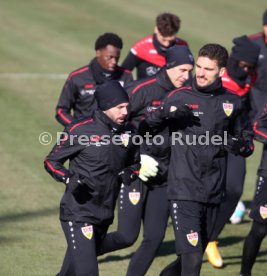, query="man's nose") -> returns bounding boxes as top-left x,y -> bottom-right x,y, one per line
122,107 -> 128,115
